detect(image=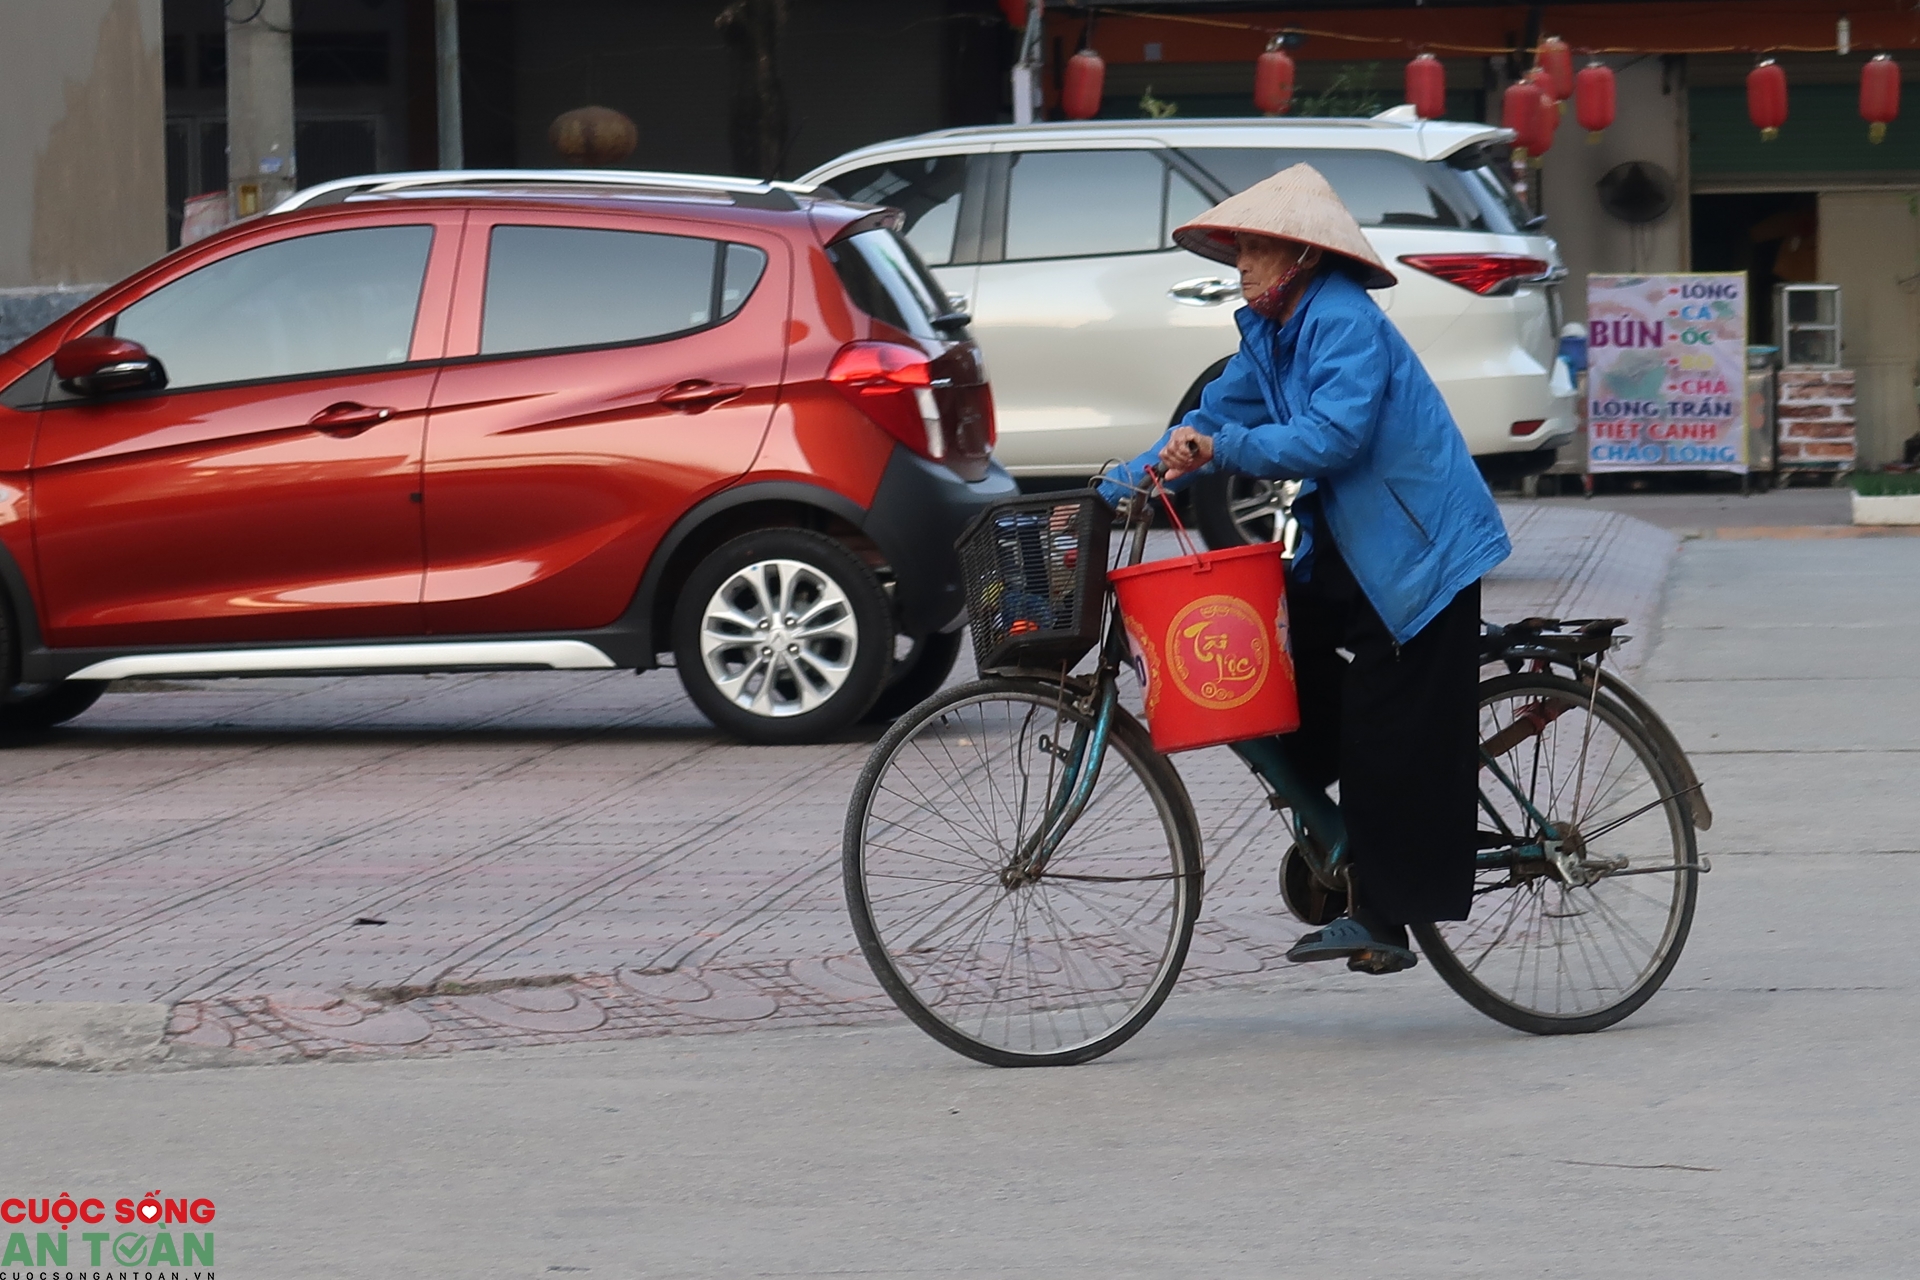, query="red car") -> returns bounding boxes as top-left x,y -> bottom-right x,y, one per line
0,171 -> 1010,744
